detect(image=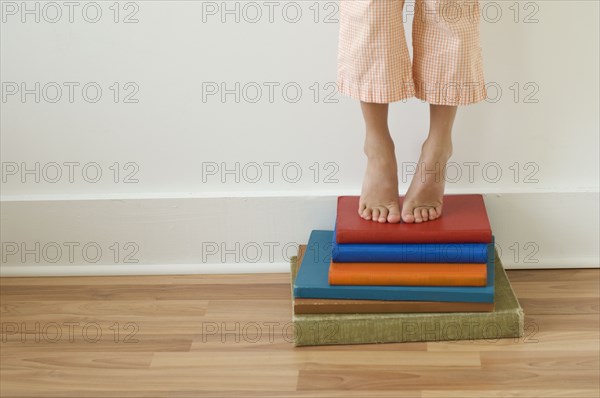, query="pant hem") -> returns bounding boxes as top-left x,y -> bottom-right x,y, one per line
336,77 -> 416,104
413,80 -> 488,106
337,77 -> 487,106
